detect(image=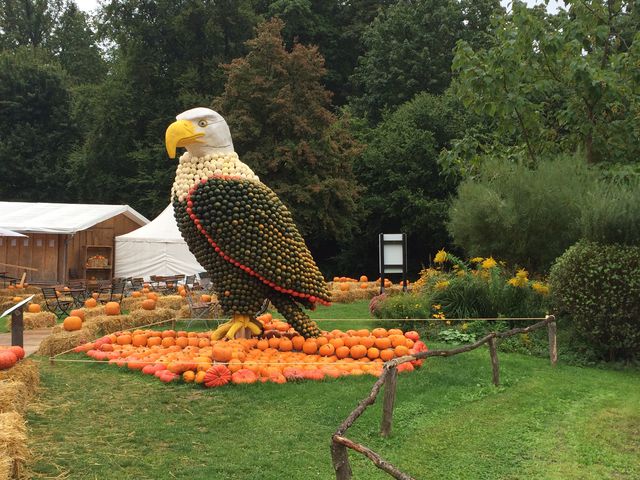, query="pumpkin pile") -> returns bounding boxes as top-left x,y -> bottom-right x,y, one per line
74,323 -> 426,386
0,345 -> 26,370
